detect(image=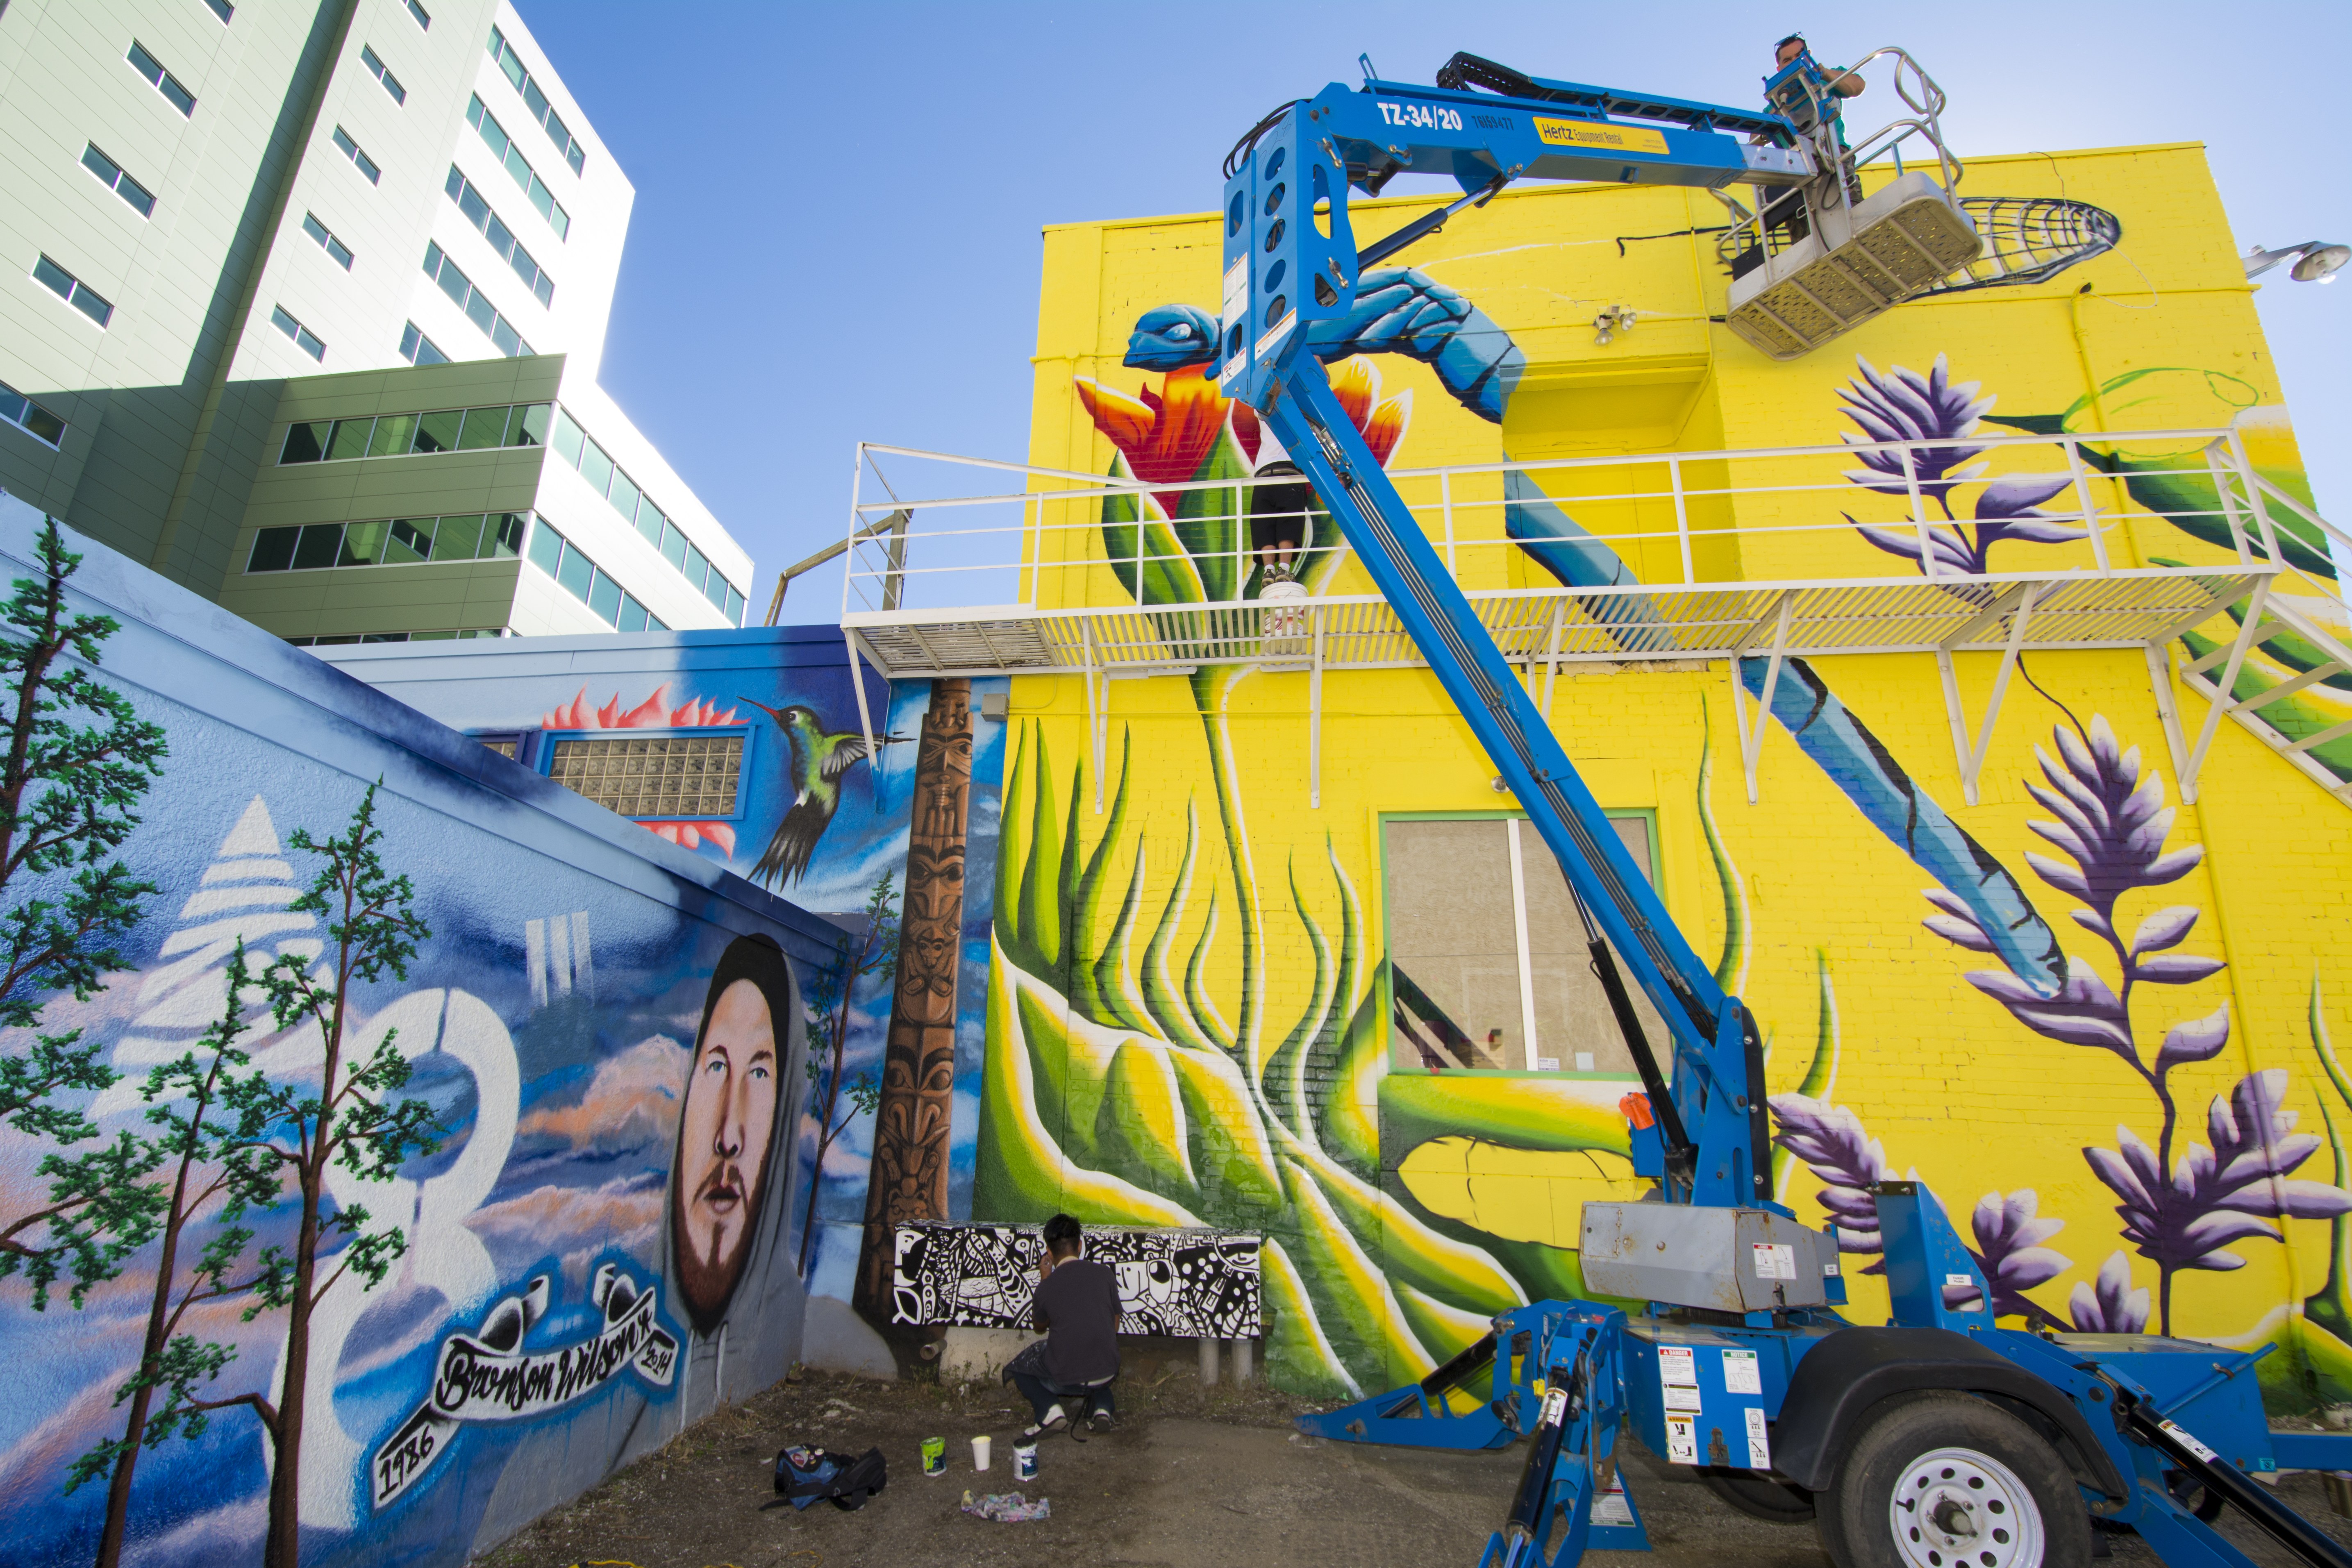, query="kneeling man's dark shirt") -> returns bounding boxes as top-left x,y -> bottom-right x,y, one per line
1034,1258 -> 1120,1384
